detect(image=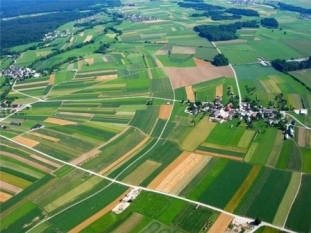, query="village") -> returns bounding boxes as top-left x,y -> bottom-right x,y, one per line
0,65 -> 41,81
